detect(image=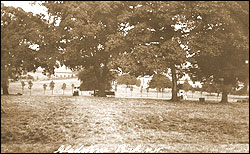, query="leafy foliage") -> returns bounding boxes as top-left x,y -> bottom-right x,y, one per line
202,81 -> 222,94
42,1 -> 128,96
113,1 -> 197,100
21,81 -> 25,94
78,67 -> 113,91
3,2 -> 247,101
28,81 -> 33,89
49,81 -> 55,95
43,84 -> 47,90
181,79 -> 192,92
43,83 -> 47,94
116,74 -> 138,87
1,3 -> 58,94
61,83 -> 66,90
186,1 -> 249,102
61,83 -> 66,95
115,1 -> 249,102
50,81 -> 55,89
71,83 -> 75,92
231,84 -> 249,96
21,81 -> 25,88
148,74 -> 171,92
28,80 -> 33,95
